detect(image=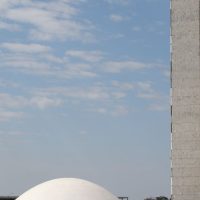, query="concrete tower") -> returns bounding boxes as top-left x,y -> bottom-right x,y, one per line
171,0 -> 200,199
